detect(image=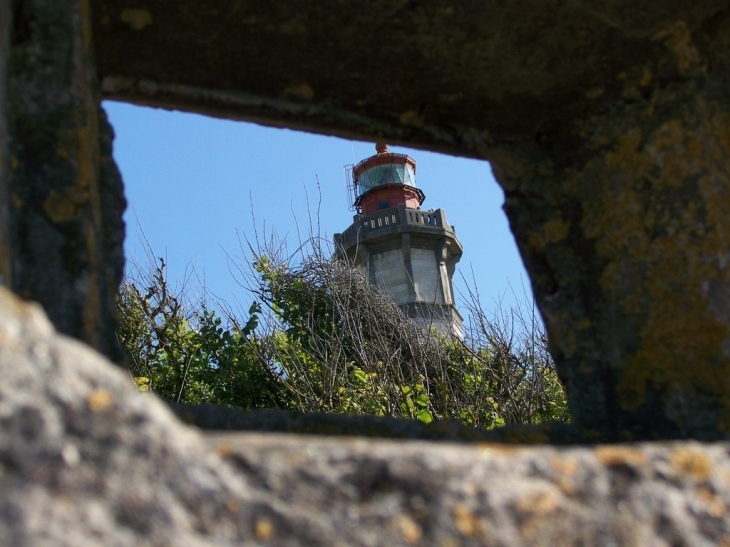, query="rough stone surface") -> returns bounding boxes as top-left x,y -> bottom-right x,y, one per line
8,0 -> 125,361
89,0 -> 730,440
7,2 -> 730,542
502,58 -> 730,442
211,433 -> 730,547
90,0 -> 726,153
3,285 -> 730,546
0,0 -> 10,286
0,285 -> 259,546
